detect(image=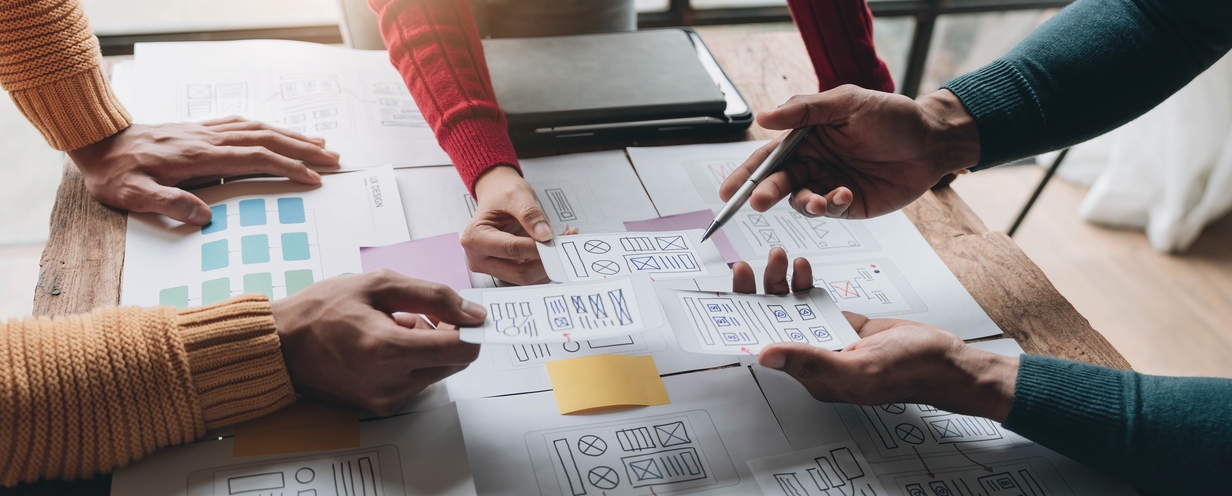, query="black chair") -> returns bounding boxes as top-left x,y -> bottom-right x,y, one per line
1007,148 -> 1069,237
